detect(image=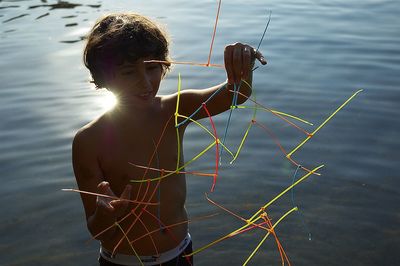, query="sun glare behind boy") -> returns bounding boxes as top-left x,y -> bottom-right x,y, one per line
98,90 -> 118,111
